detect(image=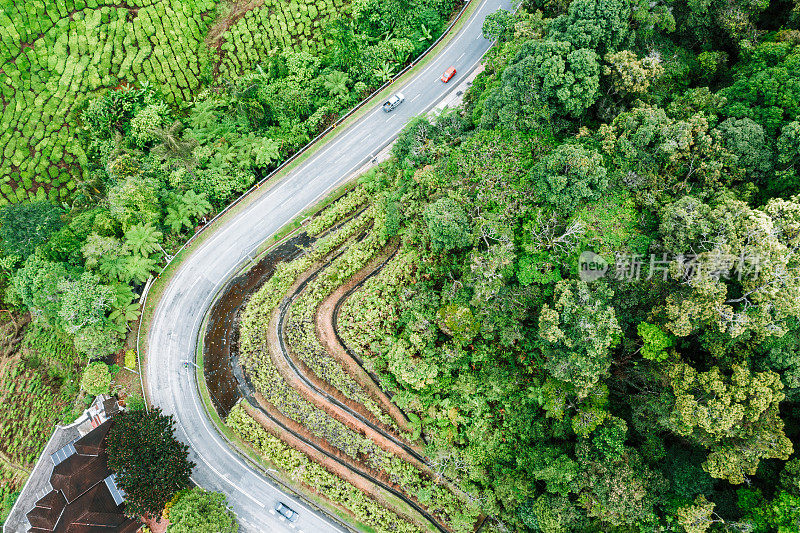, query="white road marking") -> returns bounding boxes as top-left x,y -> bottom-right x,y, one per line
411,94 -> 421,102
385,115 -> 396,122
147,0 -> 505,530
457,52 -> 465,61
